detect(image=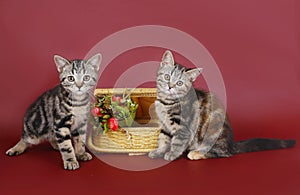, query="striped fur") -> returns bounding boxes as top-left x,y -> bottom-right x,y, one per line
6,54 -> 102,170
149,50 -> 296,161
